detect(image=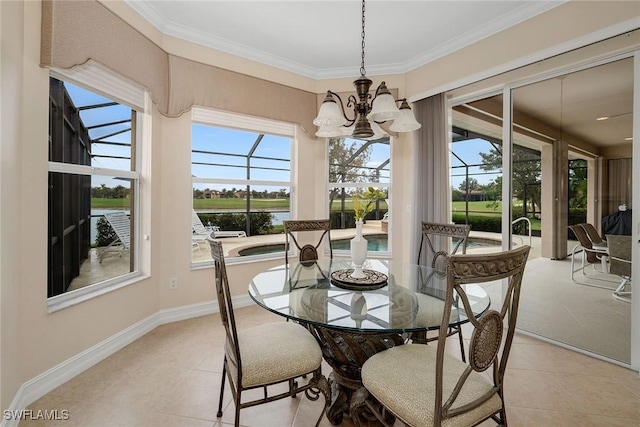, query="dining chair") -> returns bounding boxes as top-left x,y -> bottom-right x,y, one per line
359,245 -> 531,427
606,234 -> 632,303
209,240 -> 330,427
414,221 -> 471,361
283,219 -> 332,266
417,222 -> 471,270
